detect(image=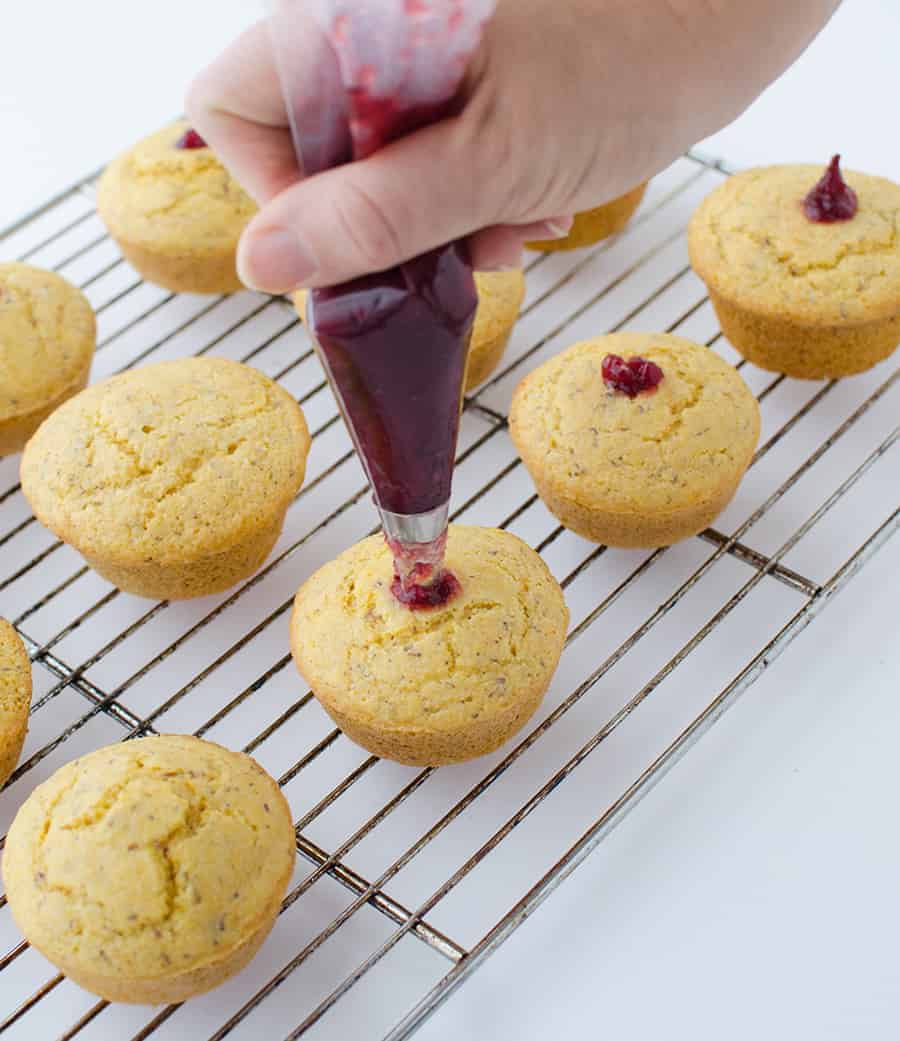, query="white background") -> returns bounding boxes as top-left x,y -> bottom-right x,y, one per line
1,2 -> 898,1039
